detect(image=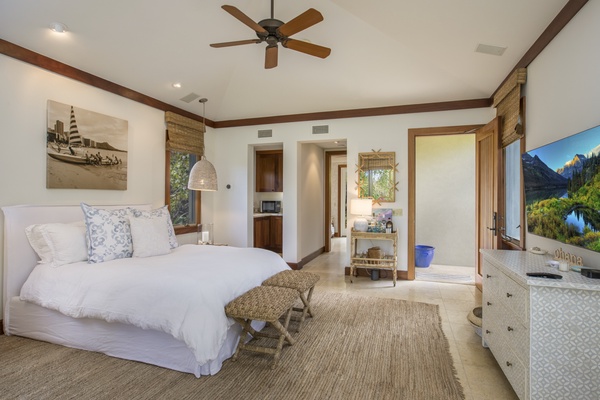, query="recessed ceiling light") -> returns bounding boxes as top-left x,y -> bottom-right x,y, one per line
50,22 -> 68,33
172,82 -> 182,88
